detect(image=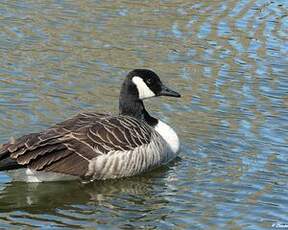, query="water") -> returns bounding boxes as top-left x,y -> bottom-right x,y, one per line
0,0 -> 287,229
